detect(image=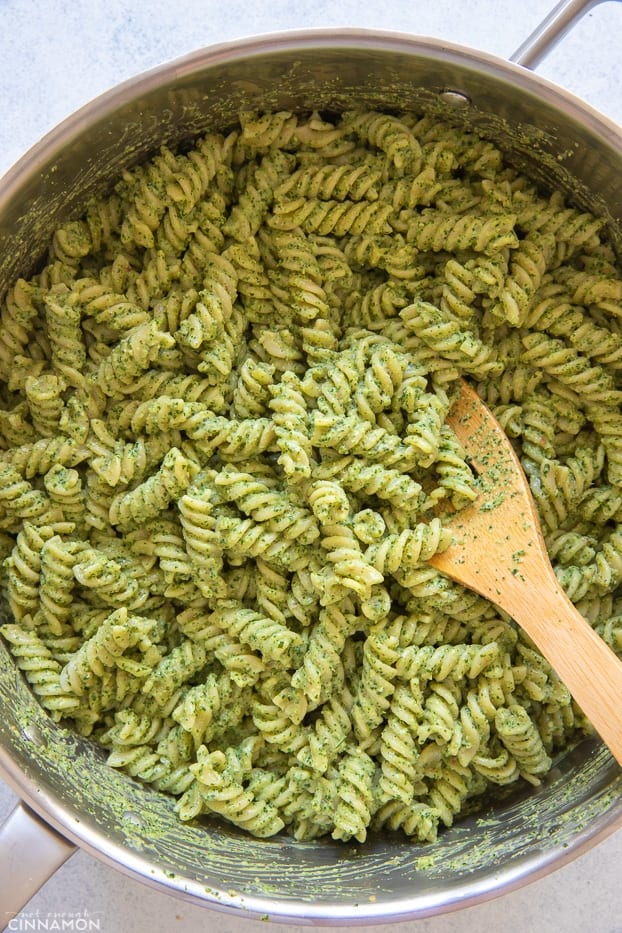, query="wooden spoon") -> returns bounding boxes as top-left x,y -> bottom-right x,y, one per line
429,379 -> 622,767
